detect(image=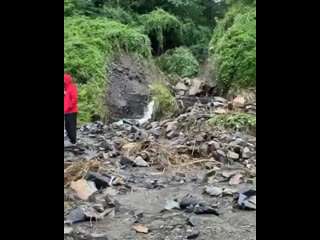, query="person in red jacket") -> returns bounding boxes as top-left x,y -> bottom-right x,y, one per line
64,74 -> 78,145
